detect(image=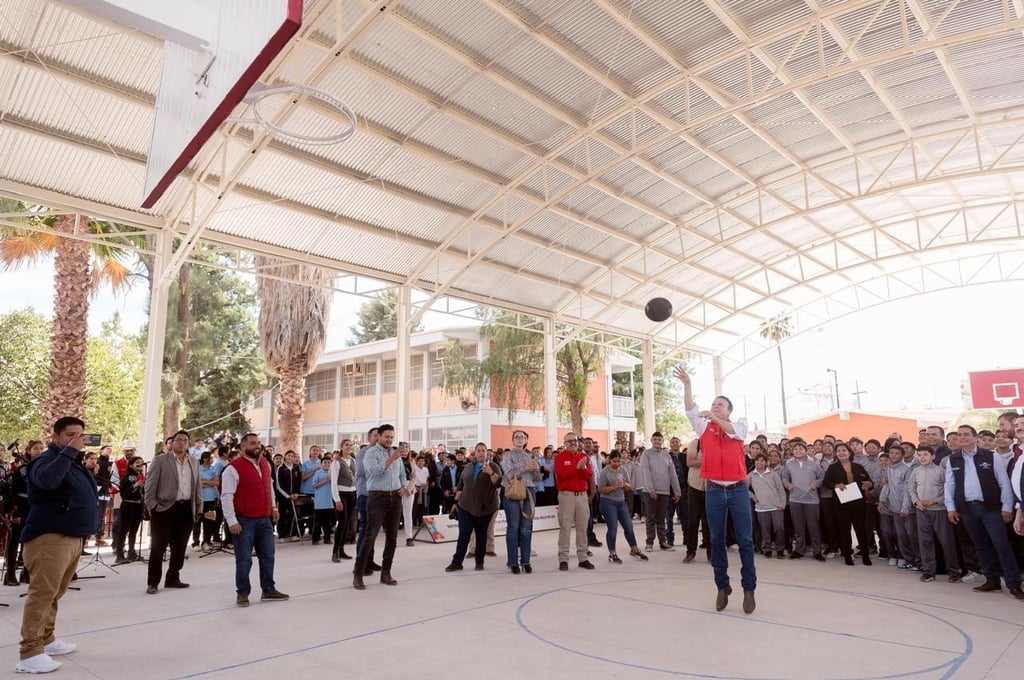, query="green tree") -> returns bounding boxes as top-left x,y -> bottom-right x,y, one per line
760,313 -> 793,425
85,315 -> 143,444
612,361 -> 689,435
441,311 -> 605,434
0,309 -> 50,444
347,288 -> 423,345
